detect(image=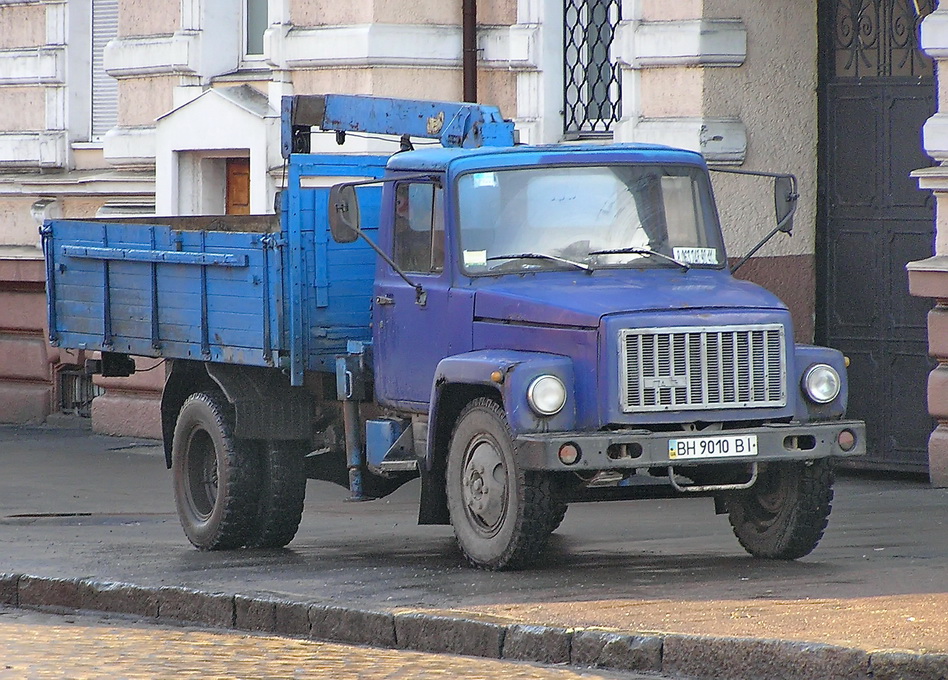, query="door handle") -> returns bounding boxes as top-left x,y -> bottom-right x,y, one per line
375,295 -> 395,306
